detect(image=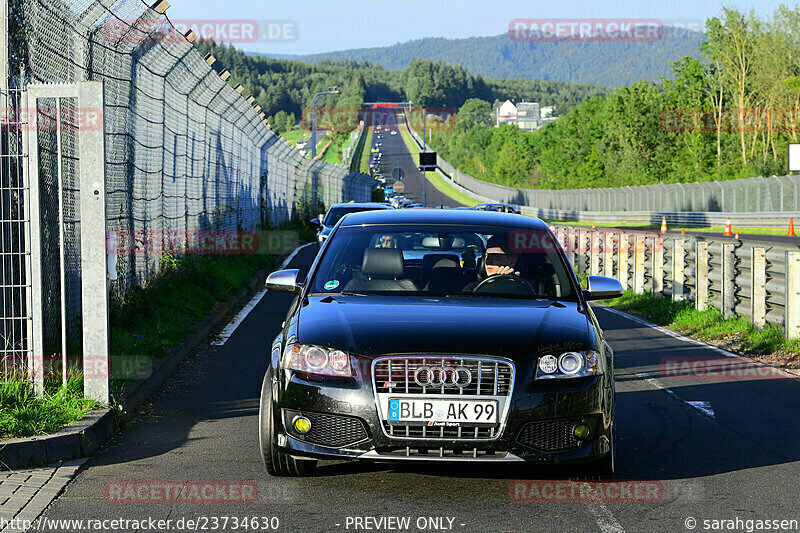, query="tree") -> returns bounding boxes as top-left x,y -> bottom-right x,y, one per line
457,99 -> 492,129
